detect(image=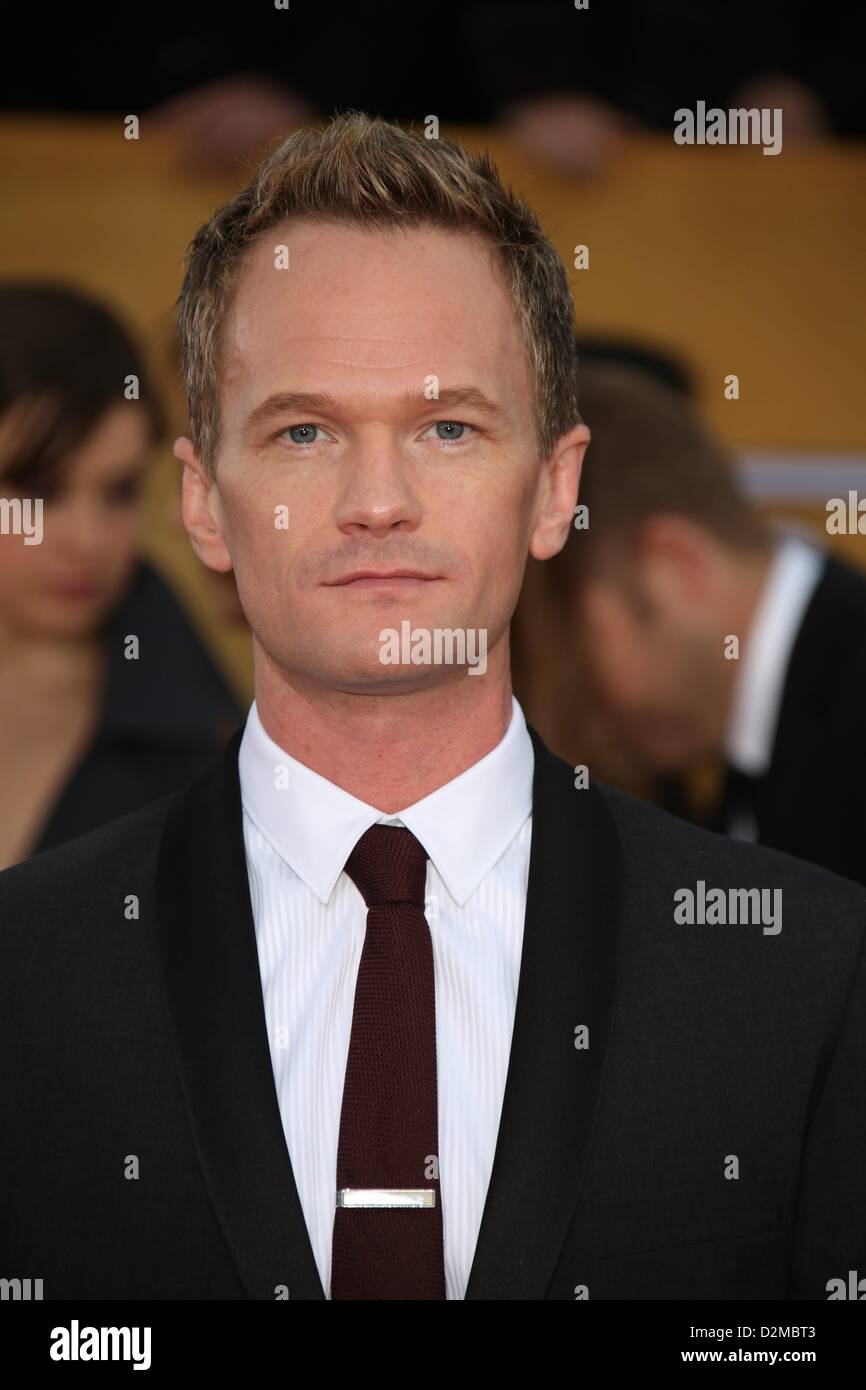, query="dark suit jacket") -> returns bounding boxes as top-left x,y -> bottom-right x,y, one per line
1,722 -> 865,1299
714,555 -> 866,887
739,550 -> 866,884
